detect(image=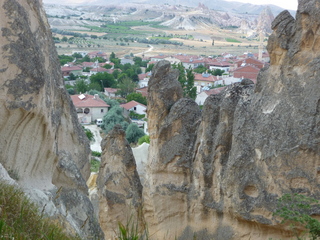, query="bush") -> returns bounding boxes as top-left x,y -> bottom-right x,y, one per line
0,181 -> 80,240
138,135 -> 149,145
90,159 -> 100,172
91,151 -> 101,157
126,123 -> 145,144
83,127 -> 94,141
273,193 -> 320,240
